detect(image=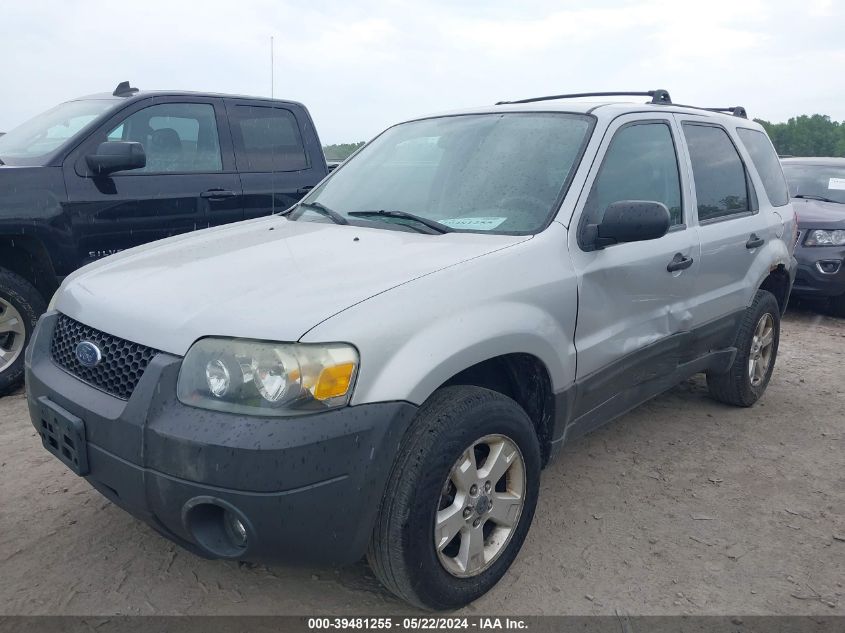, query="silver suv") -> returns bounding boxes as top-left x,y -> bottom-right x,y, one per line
26,90 -> 797,610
